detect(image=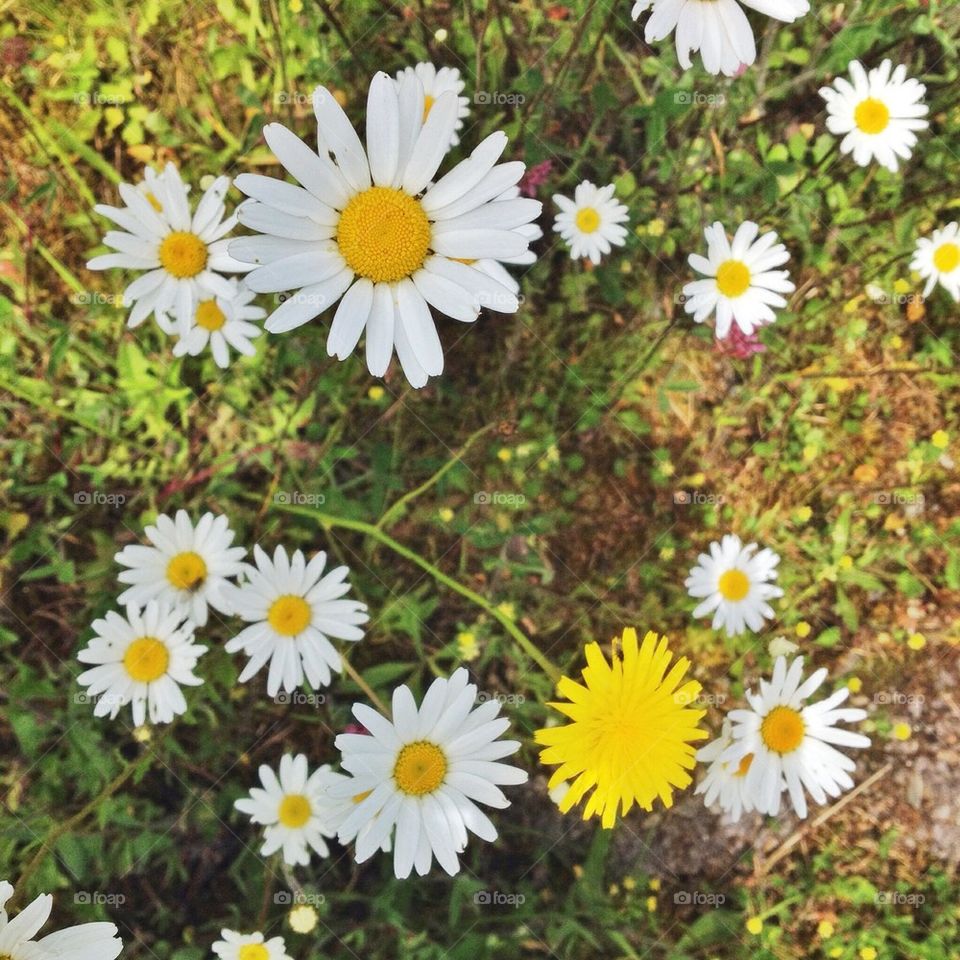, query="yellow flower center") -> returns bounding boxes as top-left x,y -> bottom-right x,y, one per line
933,242 -> 960,274
267,595 -> 312,636
336,187 -> 431,283
575,207 -> 601,234
145,191 -> 163,213
760,705 -> 805,754
278,793 -> 312,828
715,259 -> 752,298
123,636 -> 170,683
393,740 -> 447,796
717,568 -> 750,602
238,946 -> 268,960
853,97 -> 890,135
733,753 -> 753,778
166,551 -> 207,591
158,231 -> 208,279
195,298 -> 226,331
422,93 -> 435,120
